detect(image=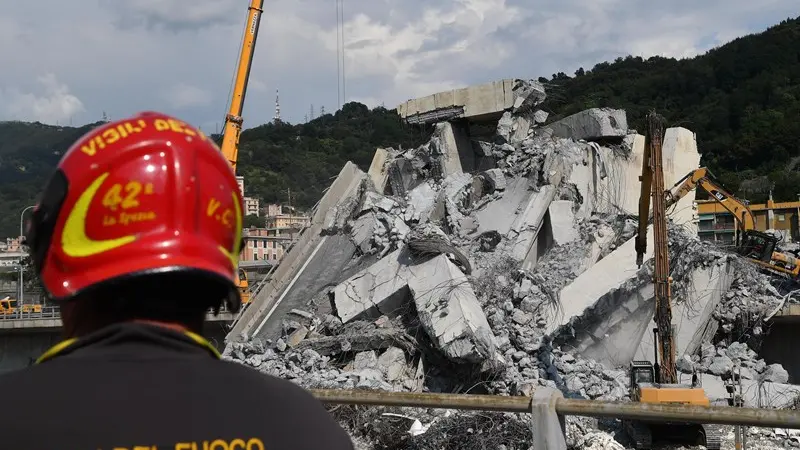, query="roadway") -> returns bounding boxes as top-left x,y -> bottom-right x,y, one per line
0,306 -> 235,333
